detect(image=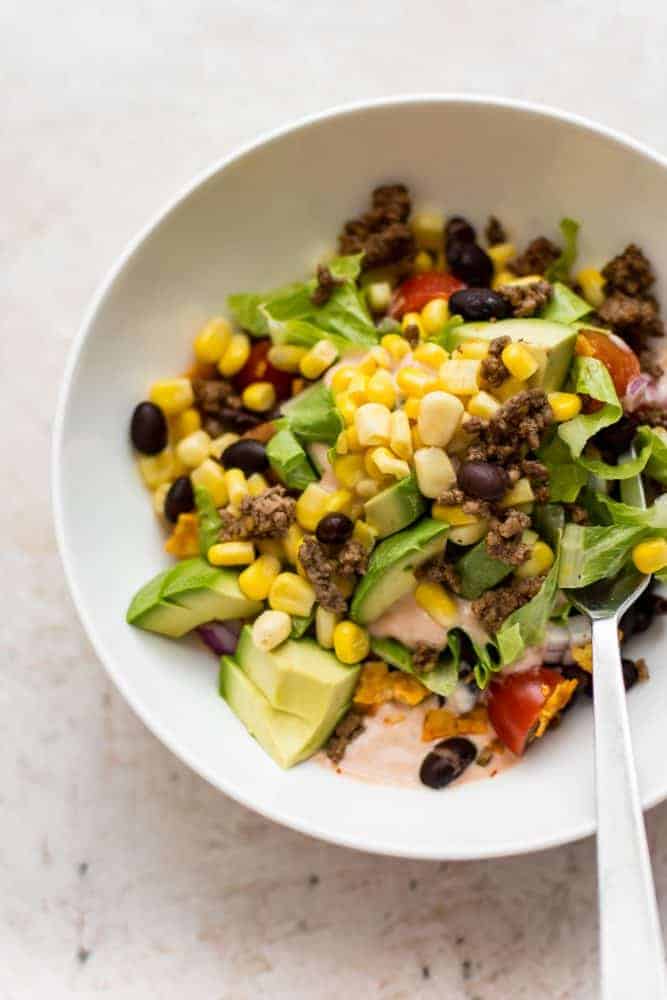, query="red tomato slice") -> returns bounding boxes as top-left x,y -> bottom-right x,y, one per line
234,339 -> 293,402
389,272 -> 465,319
575,329 -> 640,398
487,667 -> 564,756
